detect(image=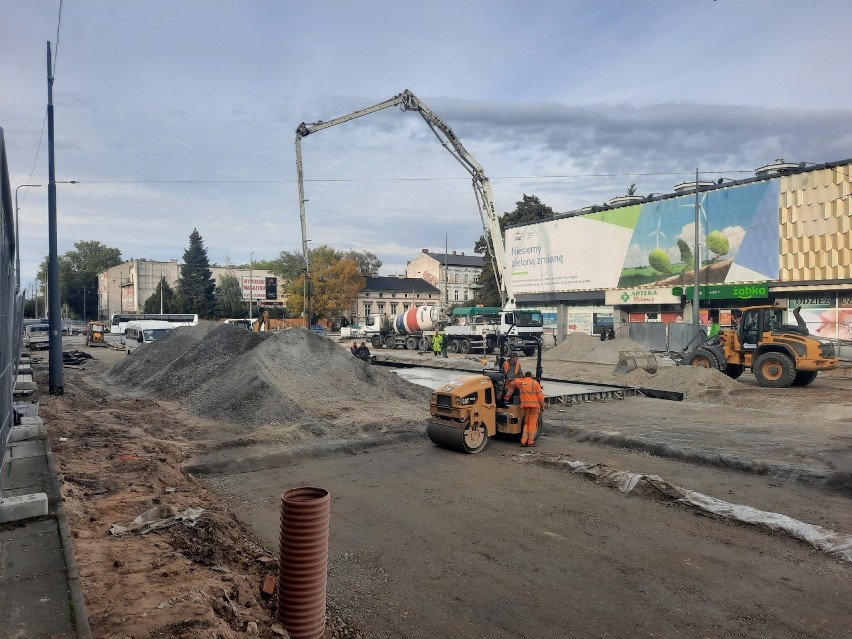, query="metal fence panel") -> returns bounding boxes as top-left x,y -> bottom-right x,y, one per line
666,322 -> 700,353
627,322 -> 668,352
1,126 -> 24,498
